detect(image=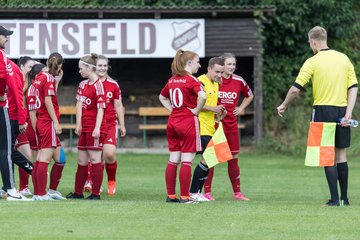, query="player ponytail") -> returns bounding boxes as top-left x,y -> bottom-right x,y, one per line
47,52 -> 63,76
171,49 -> 198,76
